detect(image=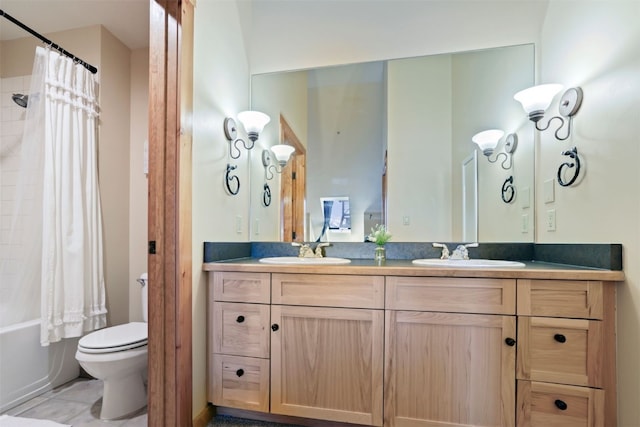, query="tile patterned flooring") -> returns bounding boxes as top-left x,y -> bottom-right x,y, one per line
2,377 -> 302,427
1,378 -> 146,426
